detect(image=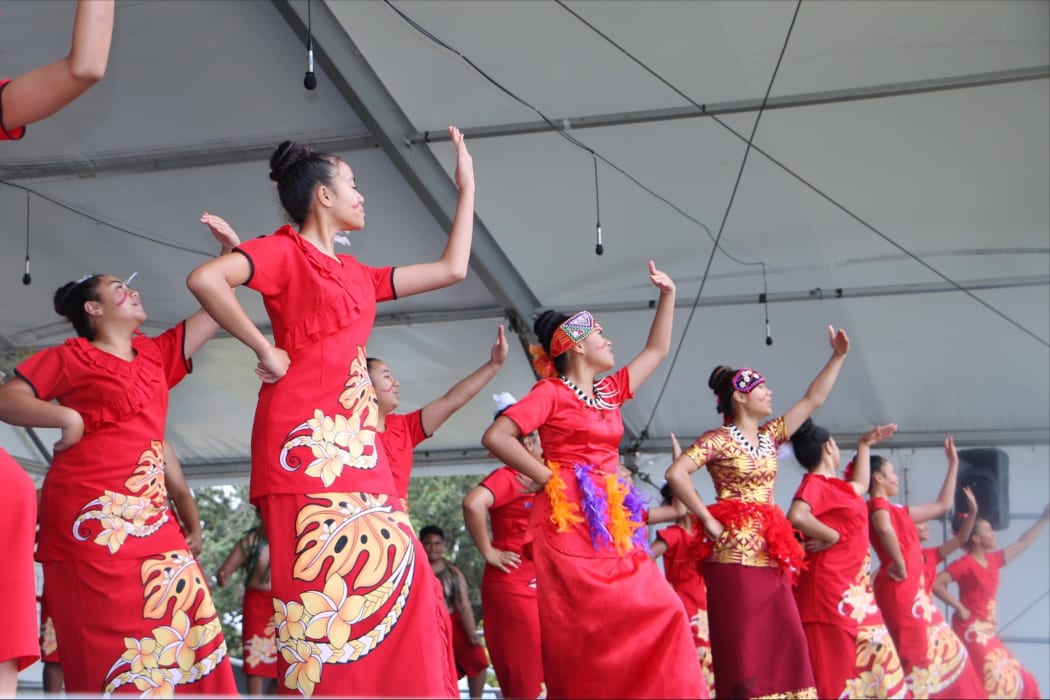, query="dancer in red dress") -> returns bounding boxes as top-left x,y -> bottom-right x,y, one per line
371,324 -> 508,506
463,393 -> 544,700
483,262 -> 707,699
0,449 -> 37,694
868,438 -> 986,698
935,505 -> 1049,699
787,420 -> 907,699
666,326 -> 850,699
0,227 -> 239,695
917,486 -> 977,599
187,129 -> 473,697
